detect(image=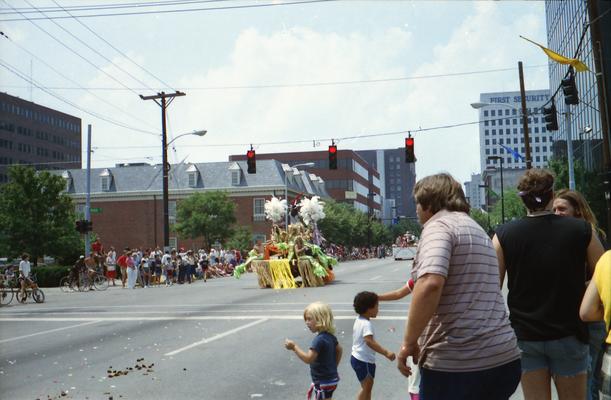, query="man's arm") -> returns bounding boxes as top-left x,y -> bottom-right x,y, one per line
586,231 -> 604,277
492,234 -> 506,288
397,273 -> 445,377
